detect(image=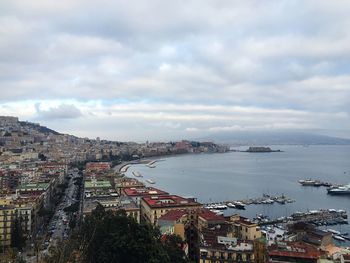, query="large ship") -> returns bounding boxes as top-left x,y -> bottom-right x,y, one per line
327,184 -> 350,195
